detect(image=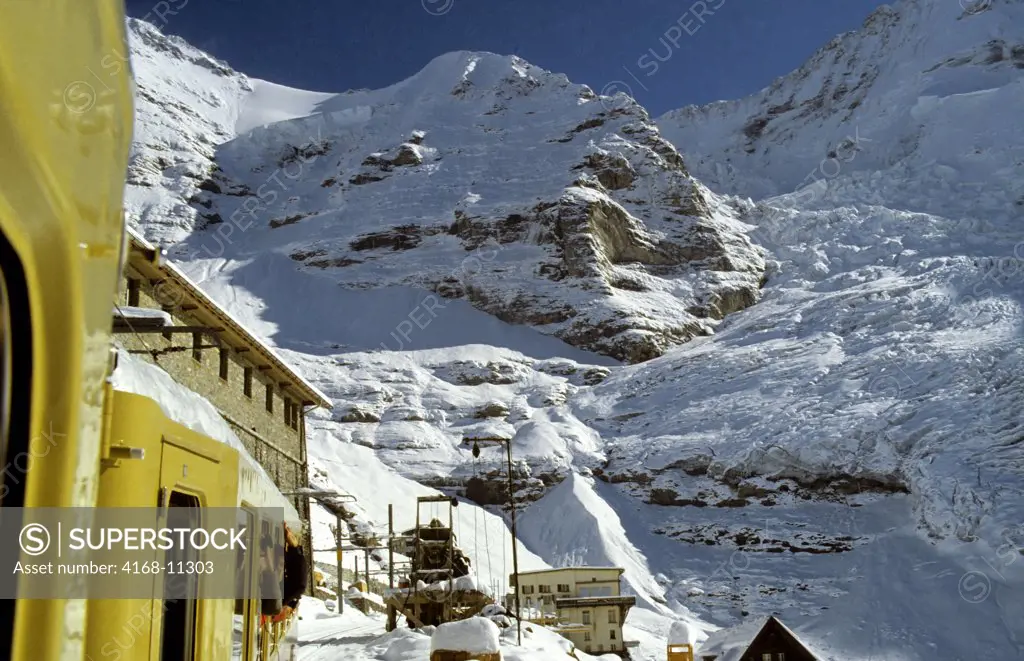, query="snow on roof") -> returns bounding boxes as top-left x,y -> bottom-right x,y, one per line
516,566 -> 624,576
114,306 -> 172,323
109,347 -> 302,527
124,225 -> 332,408
696,617 -> 772,661
696,616 -> 823,661
430,617 -> 500,654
